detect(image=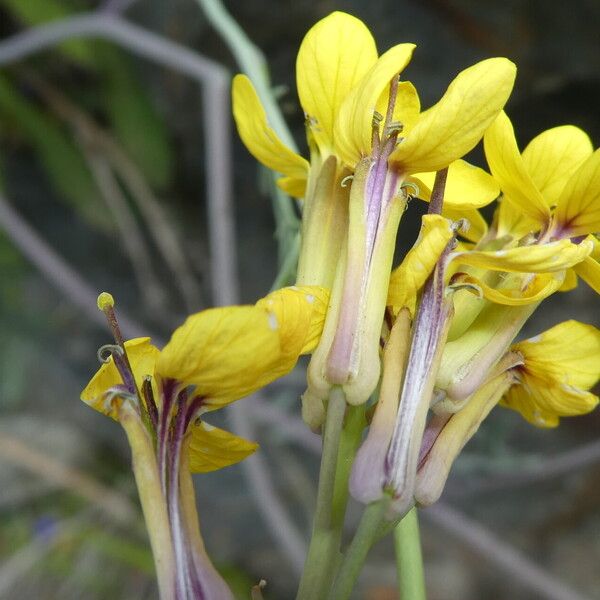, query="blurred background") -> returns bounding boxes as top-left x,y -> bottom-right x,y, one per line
0,0 -> 599,598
